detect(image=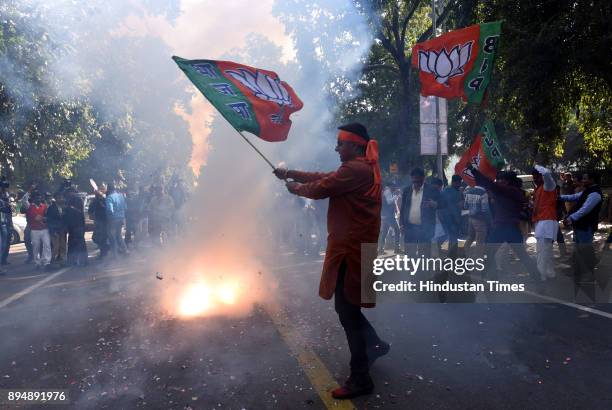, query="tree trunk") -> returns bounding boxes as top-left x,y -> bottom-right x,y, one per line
398,61 -> 419,173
